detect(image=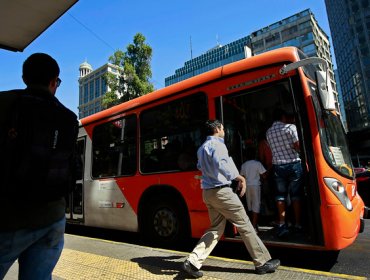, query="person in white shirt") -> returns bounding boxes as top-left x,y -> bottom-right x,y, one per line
240,147 -> 267,231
